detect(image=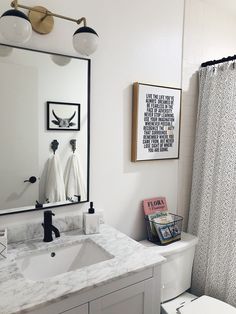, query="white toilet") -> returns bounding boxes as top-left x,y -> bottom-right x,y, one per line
140,232 -> 236,314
